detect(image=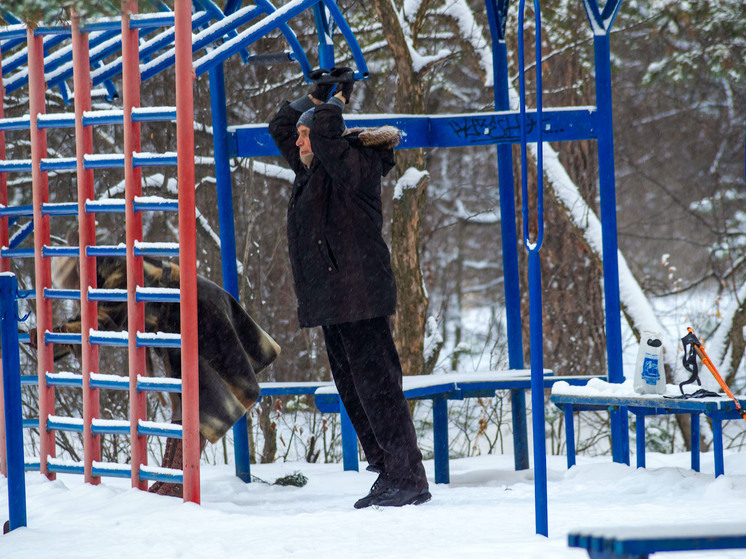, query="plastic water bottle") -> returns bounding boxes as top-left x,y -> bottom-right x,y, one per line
633,331 -> 666,394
